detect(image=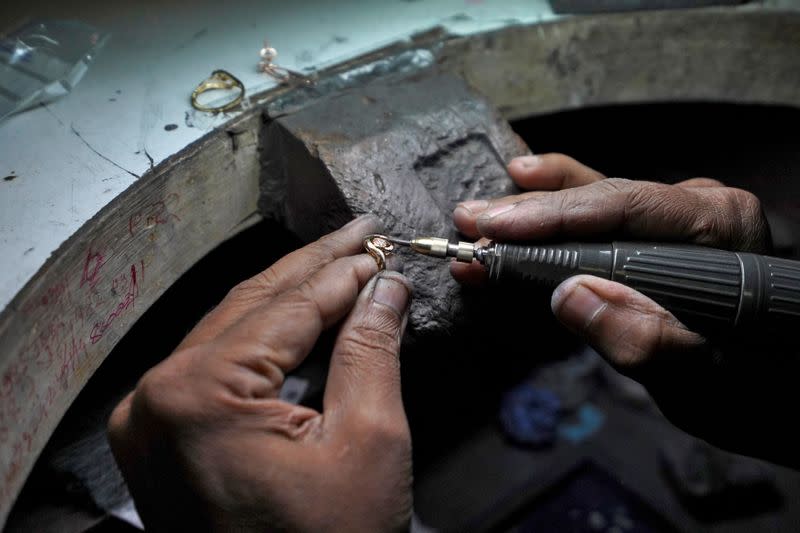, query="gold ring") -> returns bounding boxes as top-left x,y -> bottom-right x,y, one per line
190,70 -> 245,113
363,234 -> 396,271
